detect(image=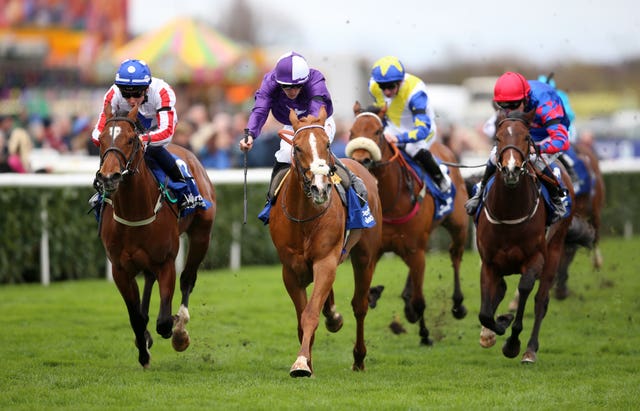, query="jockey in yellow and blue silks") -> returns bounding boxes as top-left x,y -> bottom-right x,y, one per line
368,56 -> 451,193
465,71 -> 571,223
